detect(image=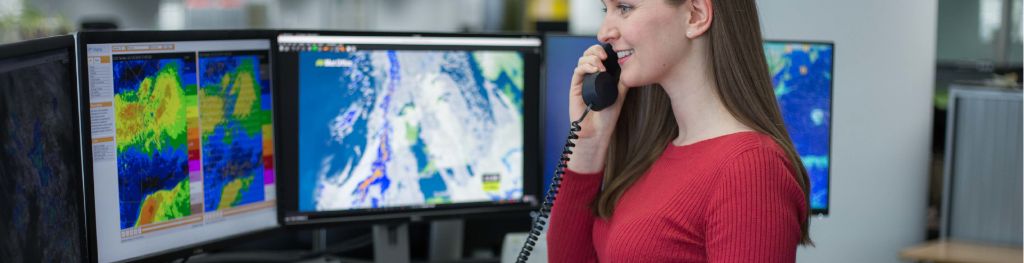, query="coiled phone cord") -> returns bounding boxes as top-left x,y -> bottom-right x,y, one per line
516,106 -> 592,263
